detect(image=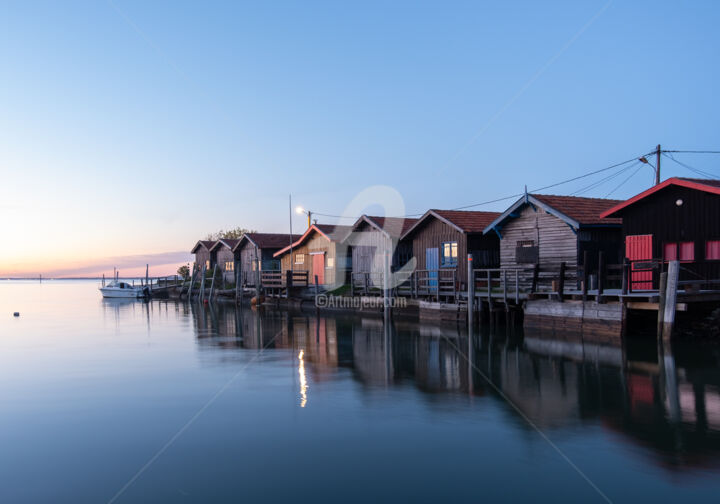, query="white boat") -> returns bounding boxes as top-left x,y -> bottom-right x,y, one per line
99,280 -> 149,298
